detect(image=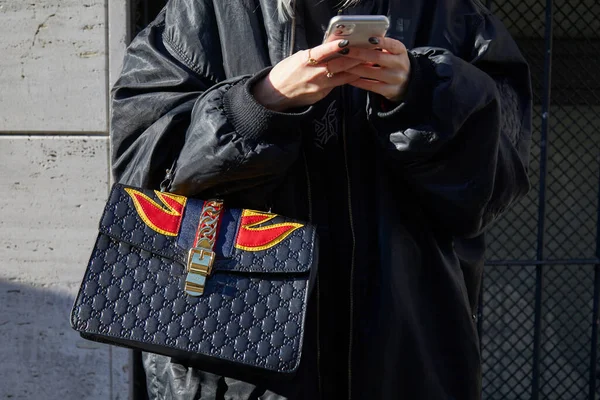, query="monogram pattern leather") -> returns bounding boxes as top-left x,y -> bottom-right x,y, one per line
71,185 -> 317,374
100,187 -> 187,264
227,227 -> 315,274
